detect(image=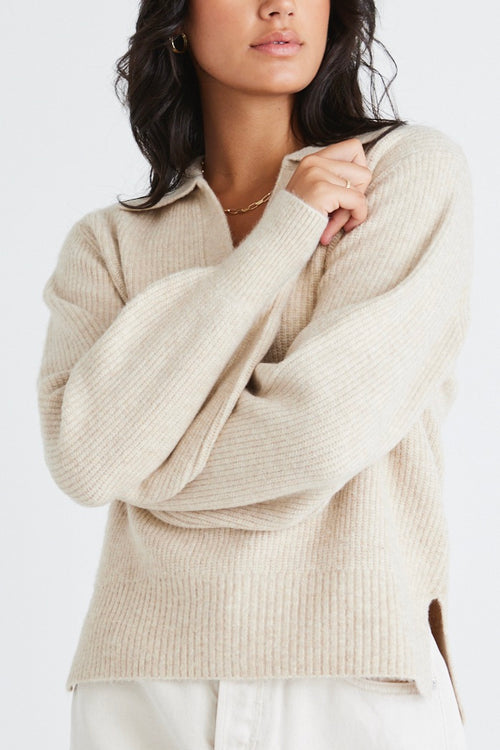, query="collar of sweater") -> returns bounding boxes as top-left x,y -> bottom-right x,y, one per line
119,126 -> 394,212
